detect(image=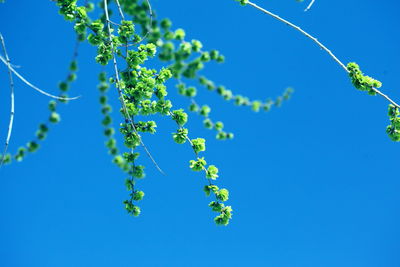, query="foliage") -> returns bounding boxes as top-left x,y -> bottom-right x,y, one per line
1,0 -> 398,226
